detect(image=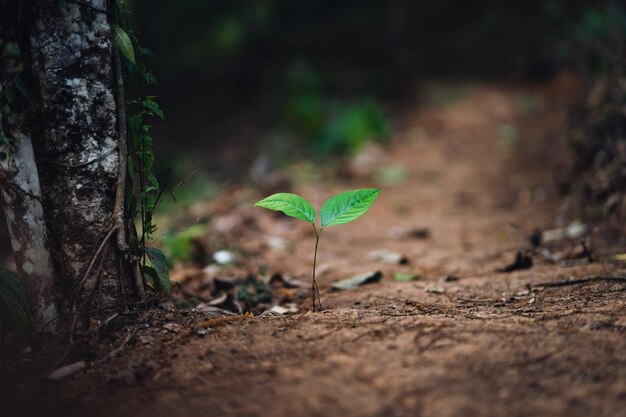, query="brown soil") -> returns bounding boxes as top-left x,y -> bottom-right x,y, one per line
5,77 -> 626,417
